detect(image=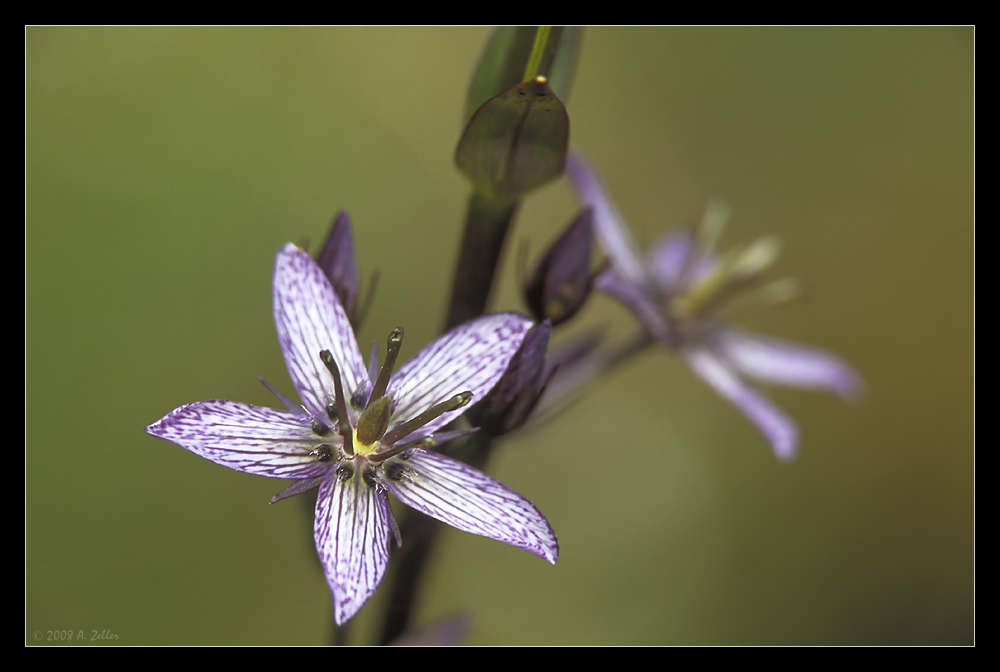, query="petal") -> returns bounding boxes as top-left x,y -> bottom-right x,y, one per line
595,268 -> 674,344
646,230 -> 715,290
145,400 -> 333,478
273,244 -> 370,419
382,450 -> 558,563
314,468 -> 392,625
565,152 -> 649,287
386,313 -> 533,437
712,330 -> 864,400
685,347 -> 799,460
